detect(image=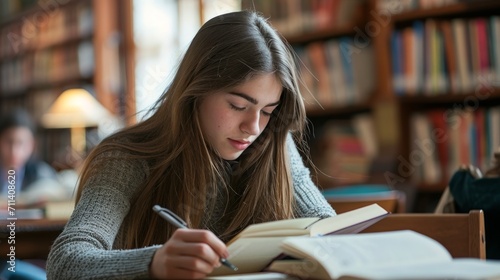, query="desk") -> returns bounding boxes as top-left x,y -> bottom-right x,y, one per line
0,219 -> 67,259
361,210 -> 486,259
